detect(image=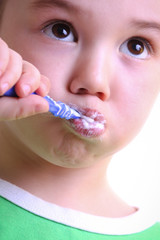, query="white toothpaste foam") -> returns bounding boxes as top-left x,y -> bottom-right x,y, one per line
81,115 -> 105,130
